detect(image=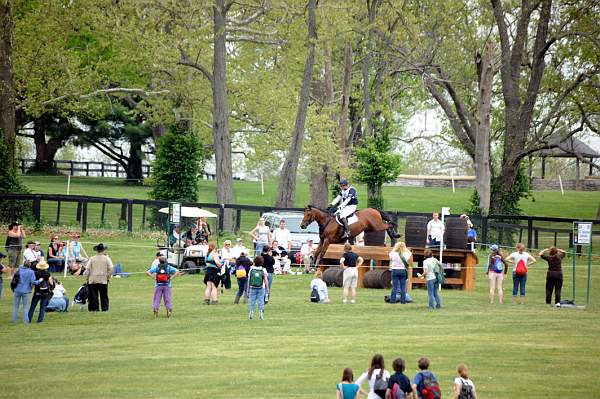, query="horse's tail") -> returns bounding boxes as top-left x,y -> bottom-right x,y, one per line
377,209 -> 396,226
